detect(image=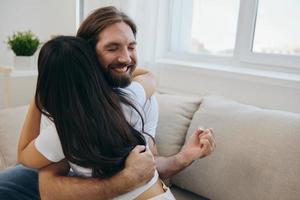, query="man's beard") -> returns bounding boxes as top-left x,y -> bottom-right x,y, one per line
103,63 -> 136,88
